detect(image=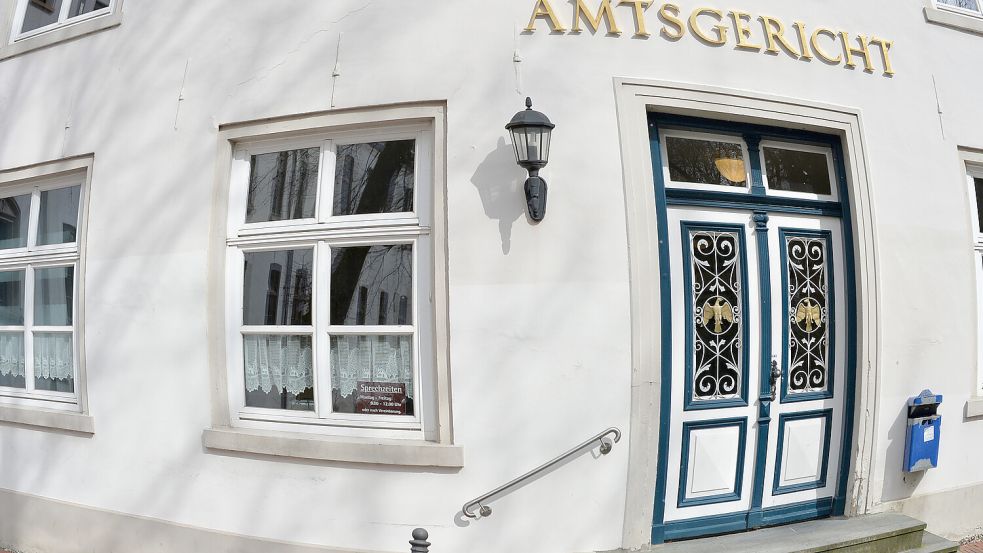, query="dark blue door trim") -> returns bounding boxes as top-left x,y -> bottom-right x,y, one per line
647,113 -> 858,544
648,119 -> 675,545
663,498 -> 835,541
746,211 -> 773,529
